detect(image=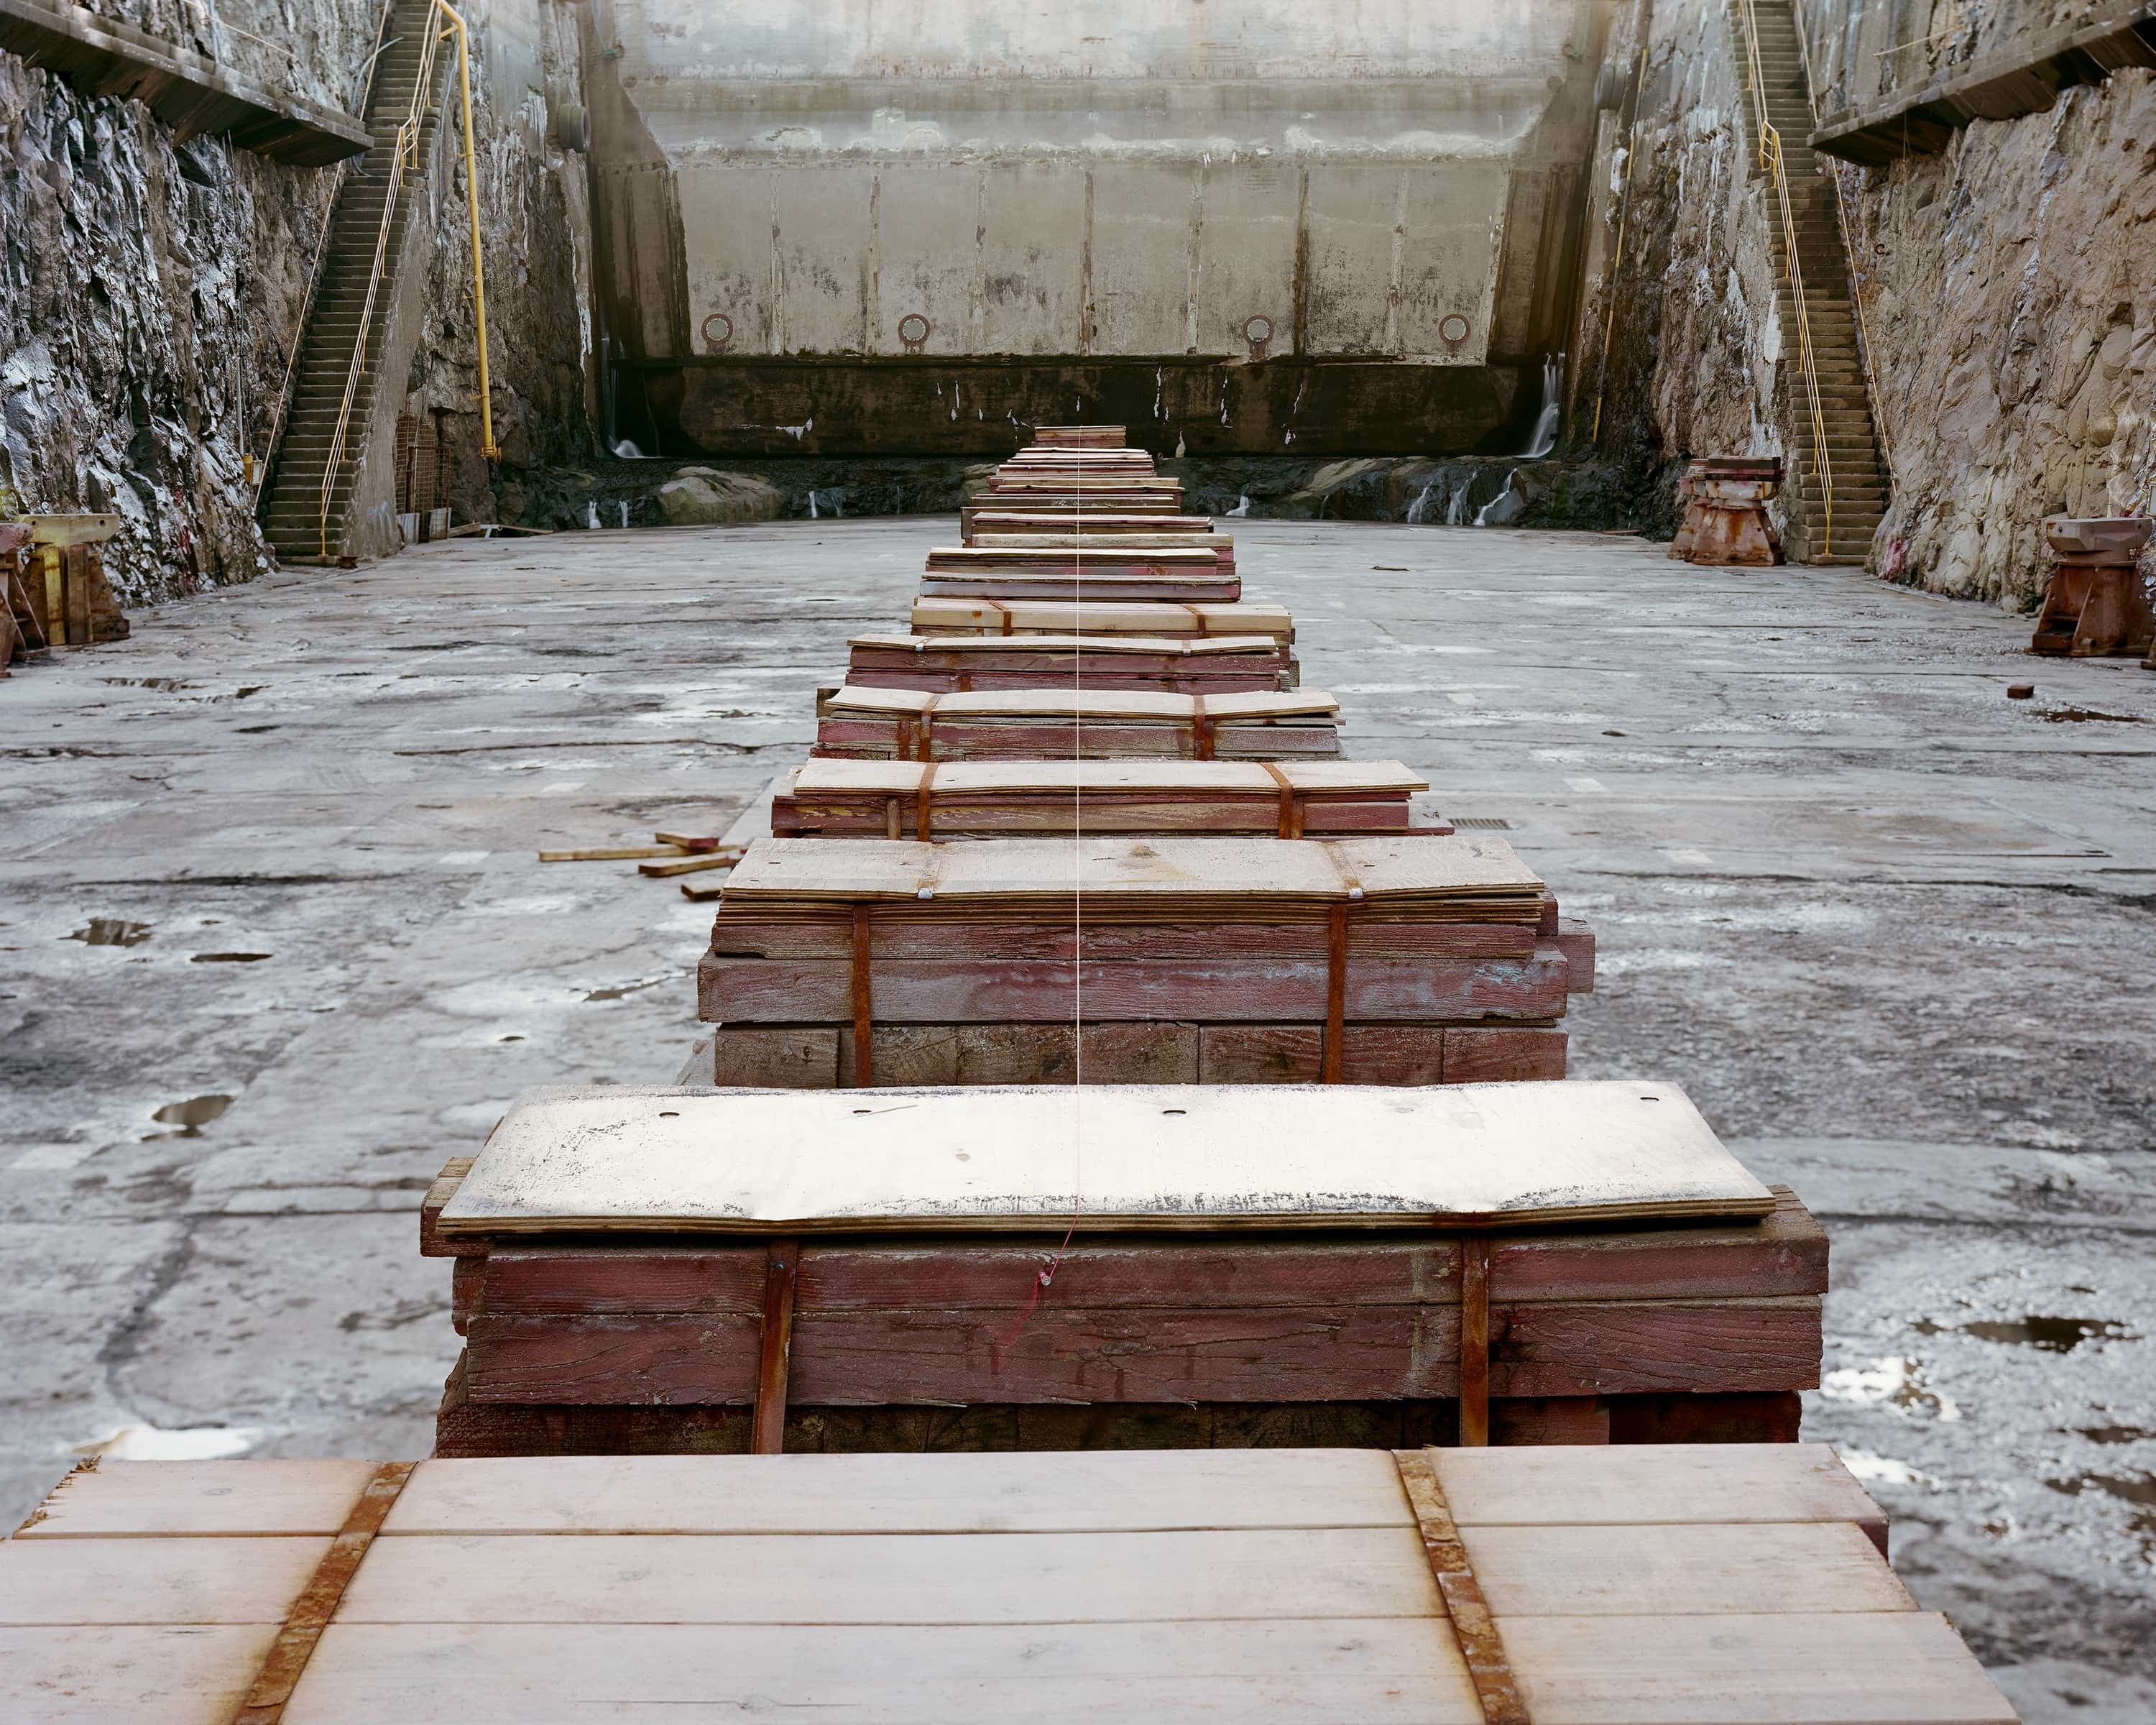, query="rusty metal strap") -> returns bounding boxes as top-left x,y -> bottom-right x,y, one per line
1191,693 -> 1214,761
750,1238 -> 800,1455
985,597 -> 1015,635
850,903 -> 874,1088
1259,762 -> 1301,839
916,762 -> 939,840
915,692 -> 942,762
231,1460 -> 417,1724
1392,1448 -> 1530,1725
1319,844 -> 1364,1083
